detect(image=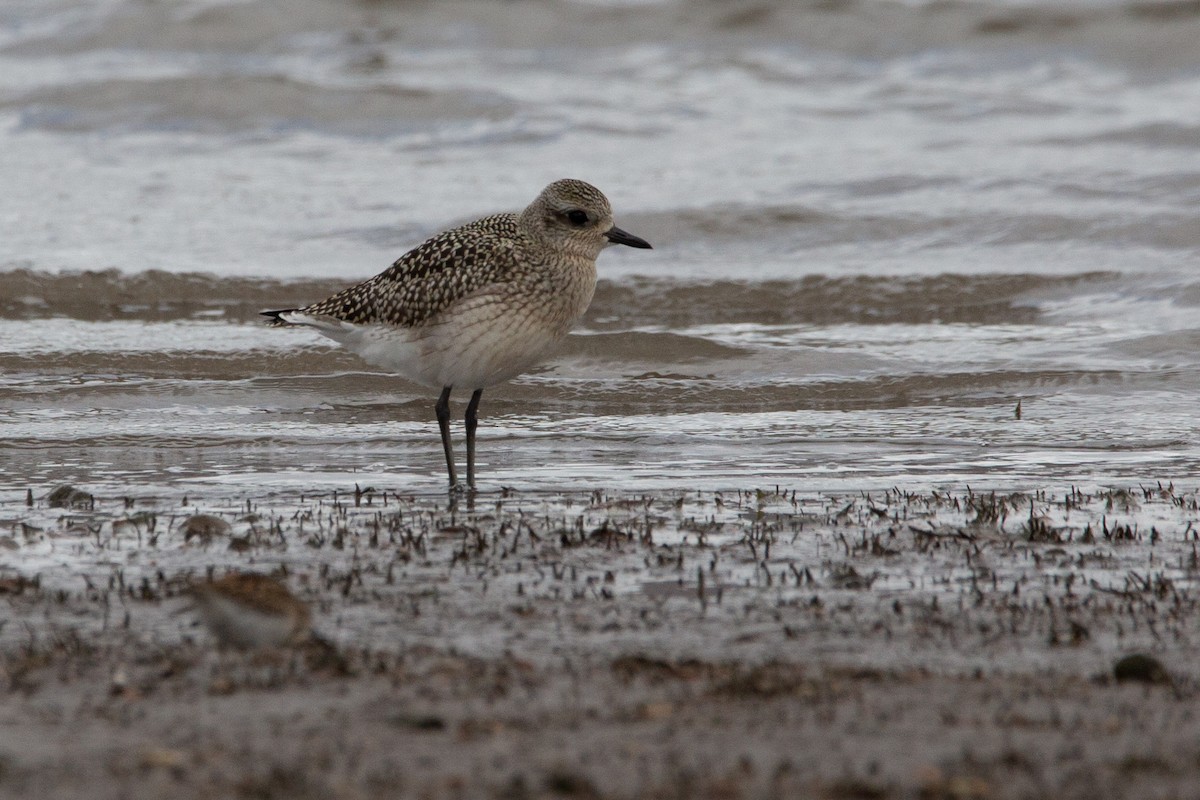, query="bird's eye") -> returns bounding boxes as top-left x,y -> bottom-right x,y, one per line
566,210 -> 589,226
